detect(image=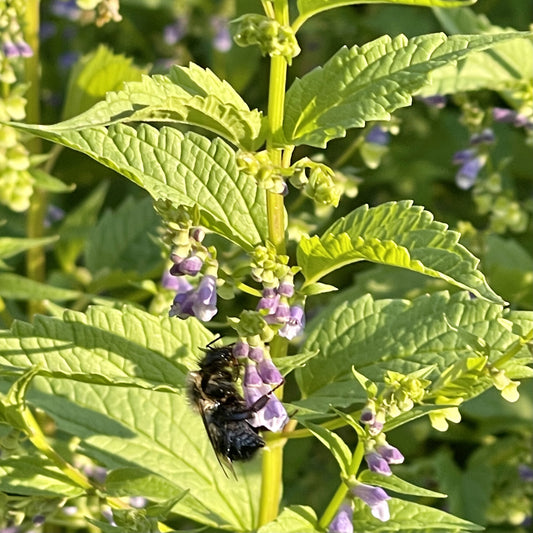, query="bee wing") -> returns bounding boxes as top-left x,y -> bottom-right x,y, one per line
197,401 -> 237,480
